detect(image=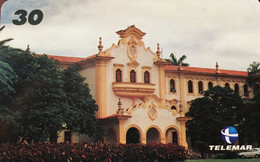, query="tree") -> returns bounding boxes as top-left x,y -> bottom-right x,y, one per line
238,98 -> 260,146
0,26 -> 20,143
62,65 -> 102,141
239,62 -> 260,146
0,26 -> 17,95
194,140 -> 208,159
165,53 -> 189,66
0,47 -> 102,142
186,86 -> 244,147
0,61 -> 17,93
247,61 -> 260,96
0,61 -> 18,143
0,27 -> 102,142
1,51 -> 67,142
